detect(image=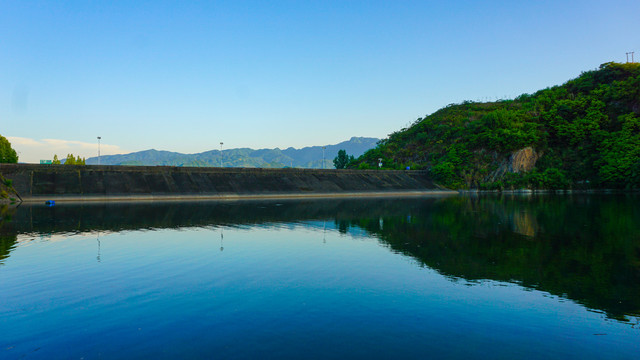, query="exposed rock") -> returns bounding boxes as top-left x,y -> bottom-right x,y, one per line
484,147 -> 541,183
510,147 -> 539,173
